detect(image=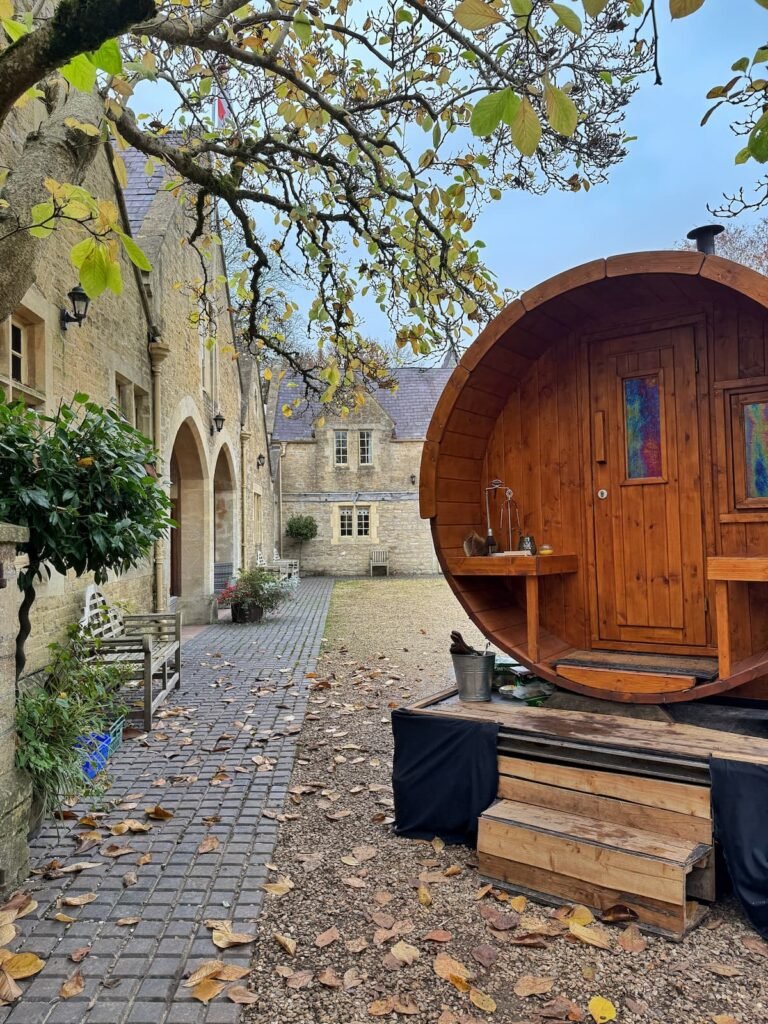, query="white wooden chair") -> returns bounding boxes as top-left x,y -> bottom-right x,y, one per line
370,548 -> 389,577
